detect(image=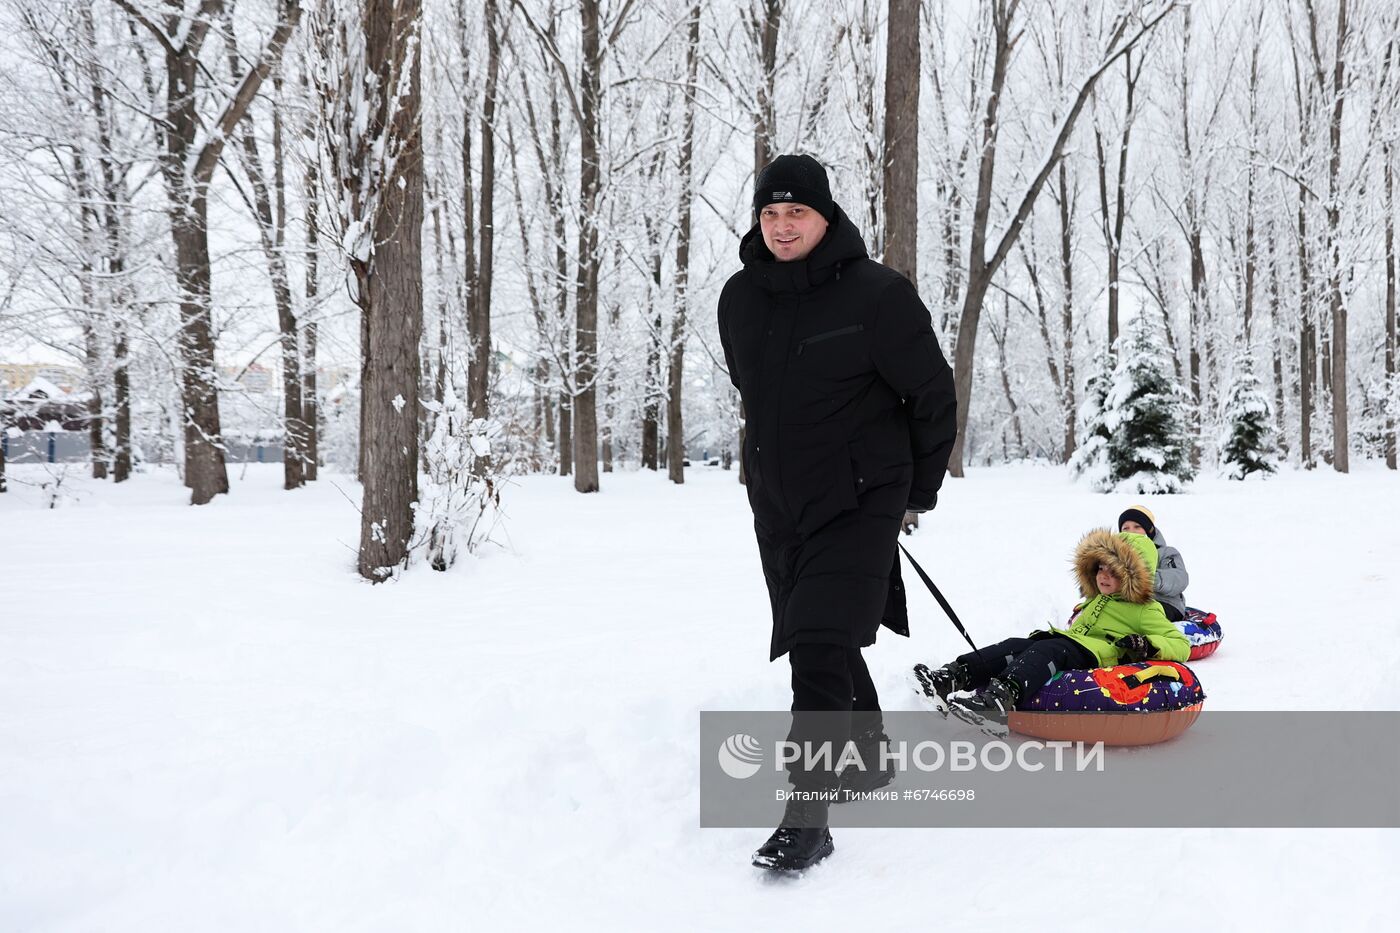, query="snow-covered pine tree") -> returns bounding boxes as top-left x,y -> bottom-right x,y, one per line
1068,351 -> 1113,489
1103,312 -> 1195,493
1220,354 -> 1277,479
